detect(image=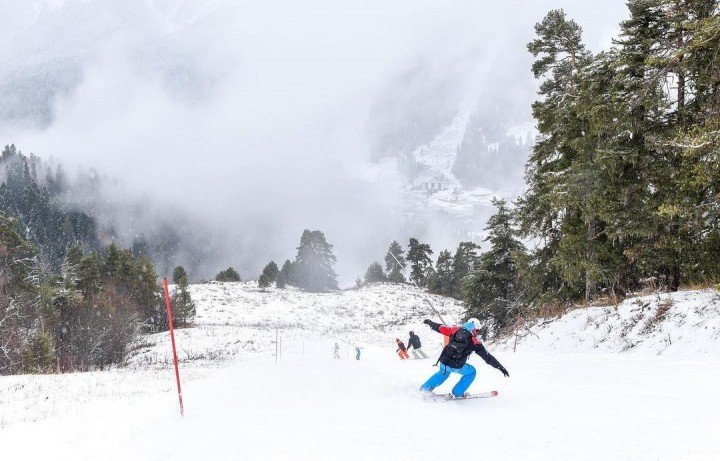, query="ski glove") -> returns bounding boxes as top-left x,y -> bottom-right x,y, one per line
423,319 -> 432,325
500,367 -> 510,378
